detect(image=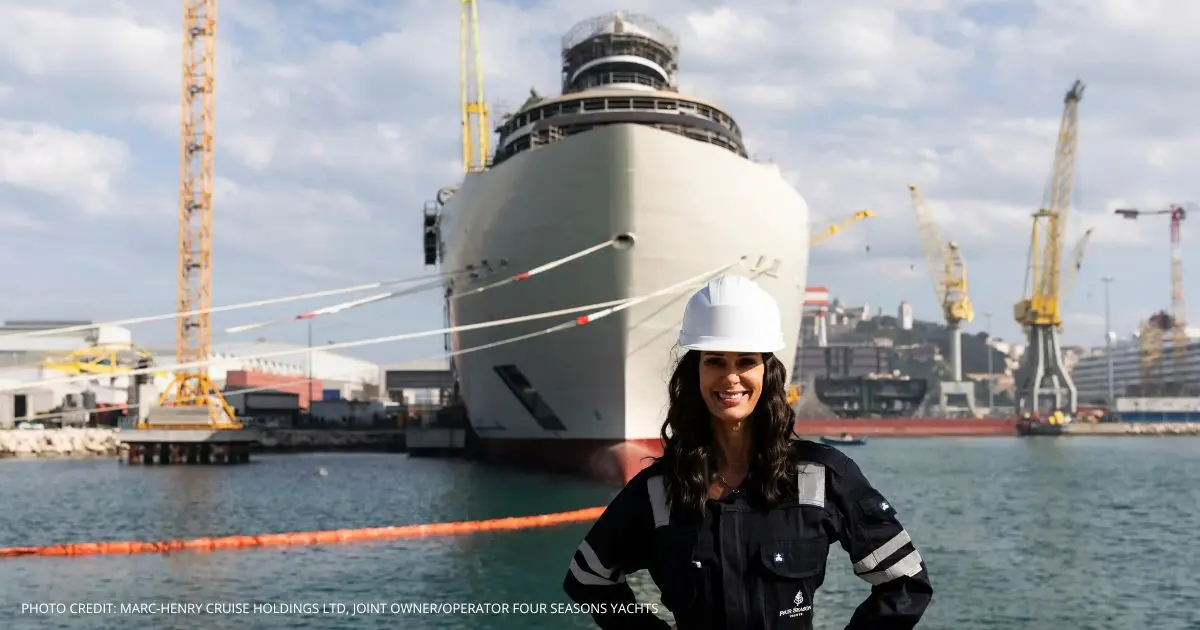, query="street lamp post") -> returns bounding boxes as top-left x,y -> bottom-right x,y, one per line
1102,276 -> 1115,404
984,312 -> 994,410
307,319 -> 314,410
